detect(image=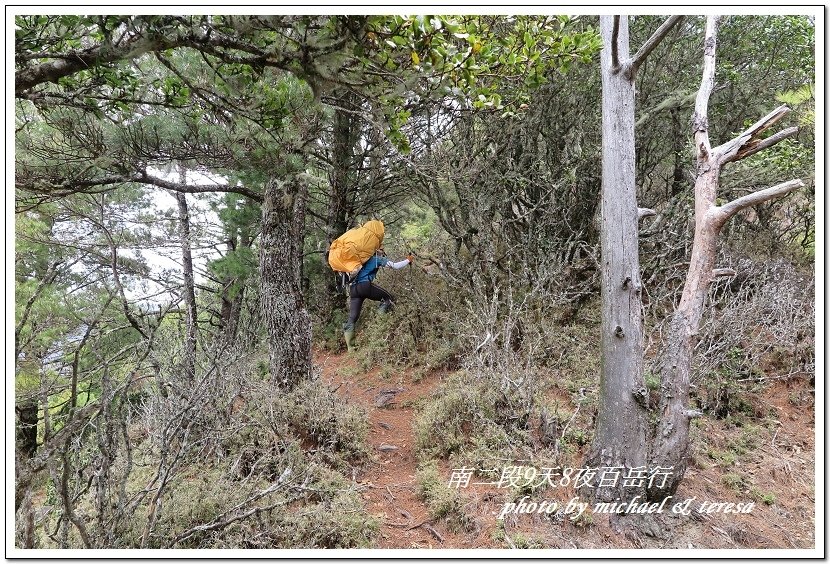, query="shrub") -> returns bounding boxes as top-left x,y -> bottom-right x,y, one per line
646,256 -> 814,419
51,348 -> 380,550
414,368 -> 535,460
749,487 -> 776,506
722,472 -> 747,493
277,377 -> 372,464
415,460 -> 473,532
351,266 -> 463,371
140,457 -> 379,549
